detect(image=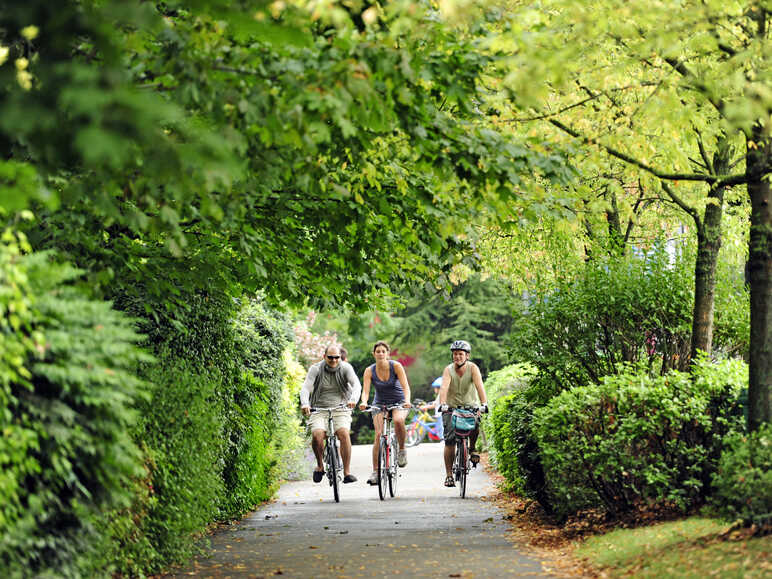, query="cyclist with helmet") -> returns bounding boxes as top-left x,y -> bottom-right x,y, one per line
438,340 -> 488,487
